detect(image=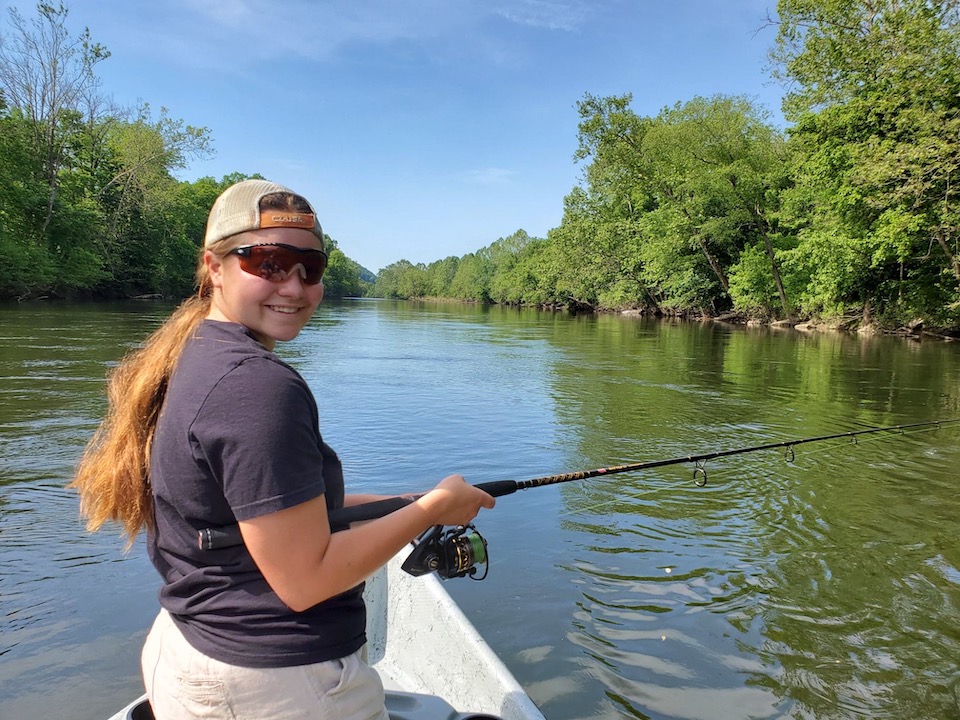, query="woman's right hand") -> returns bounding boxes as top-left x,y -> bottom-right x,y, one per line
246,474 -> 495,610
420,473 -> 495,527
